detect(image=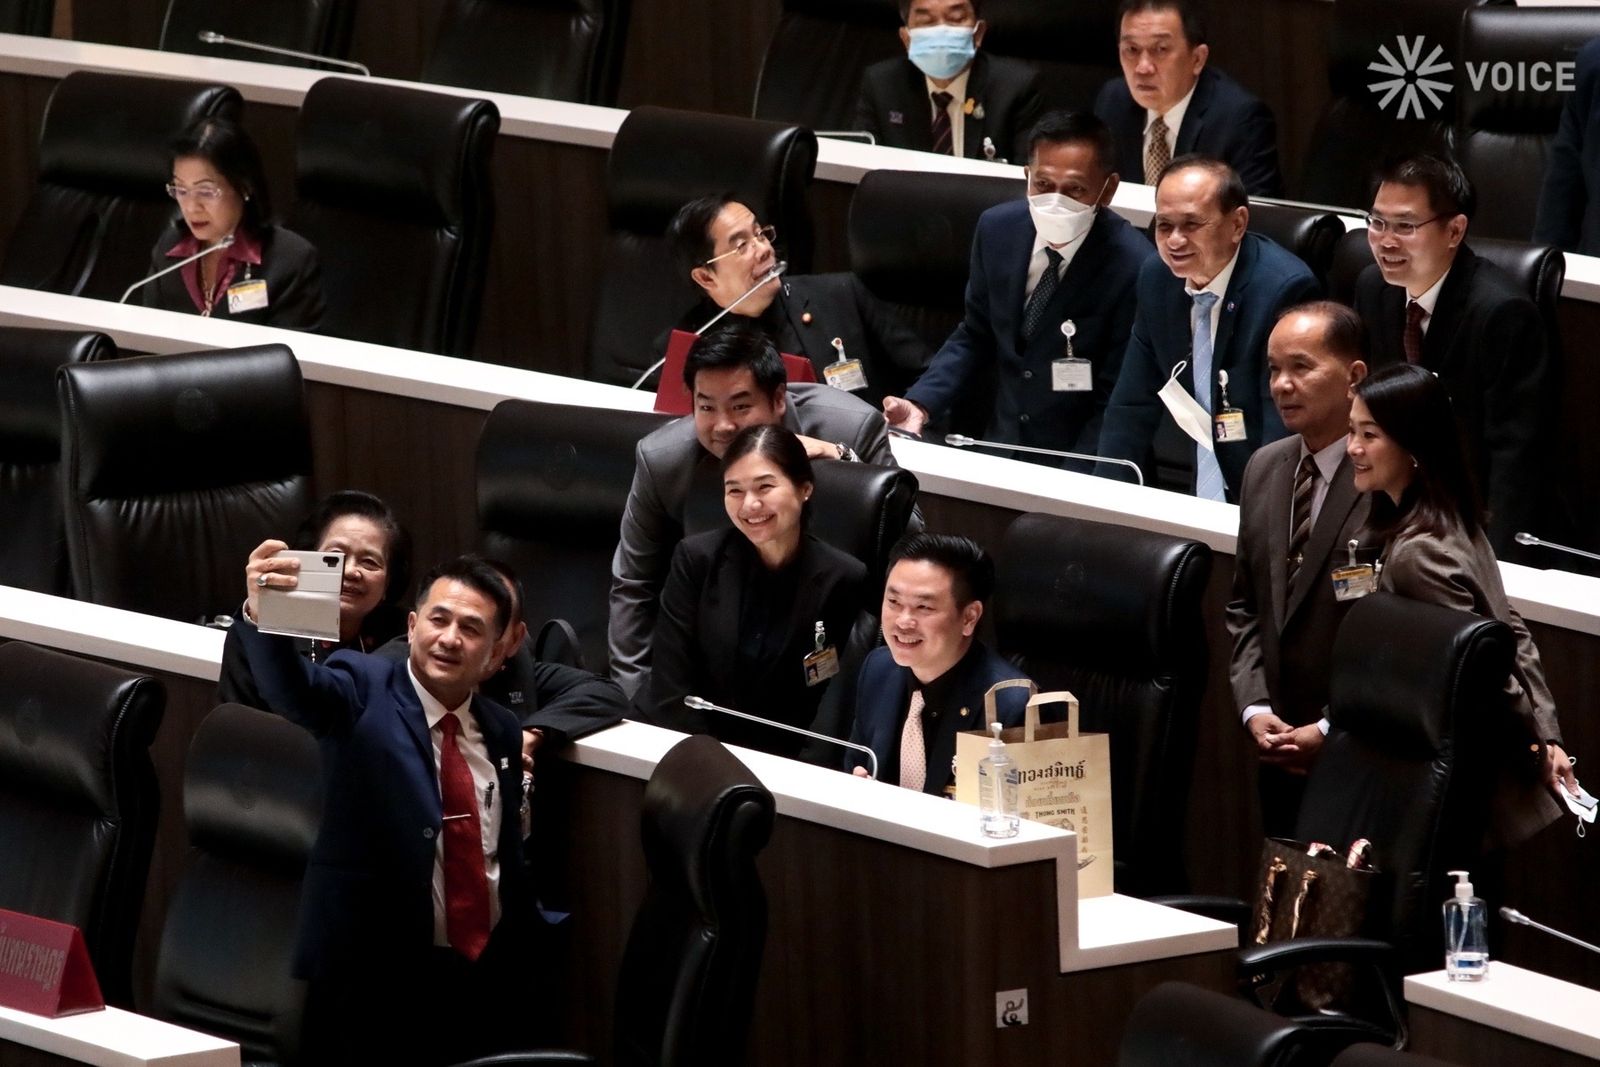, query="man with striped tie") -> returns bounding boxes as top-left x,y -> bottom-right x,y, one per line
1225,301 -> 1371,838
